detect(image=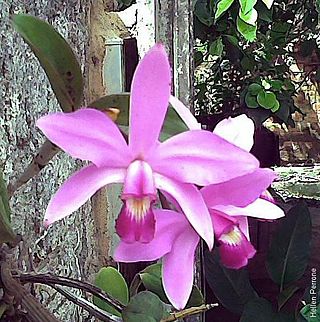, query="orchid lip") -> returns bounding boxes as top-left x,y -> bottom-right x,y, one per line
219,226 -> 243,246
124,196 -> 154,222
